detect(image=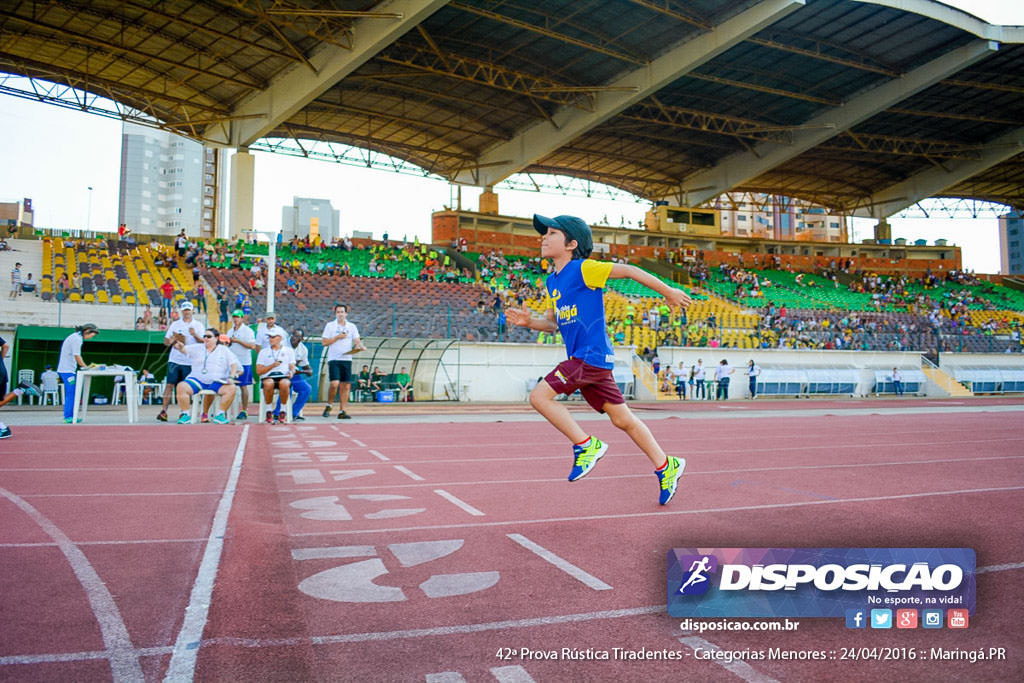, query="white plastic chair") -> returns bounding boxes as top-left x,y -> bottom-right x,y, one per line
41,373 -> 63,406
16,369 -> 36,405
189,389 -> 220,424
